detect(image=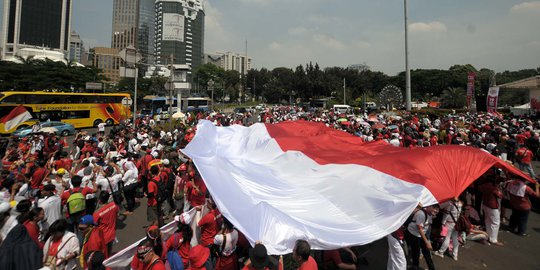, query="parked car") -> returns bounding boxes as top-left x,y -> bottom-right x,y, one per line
12,121 -> 76,137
